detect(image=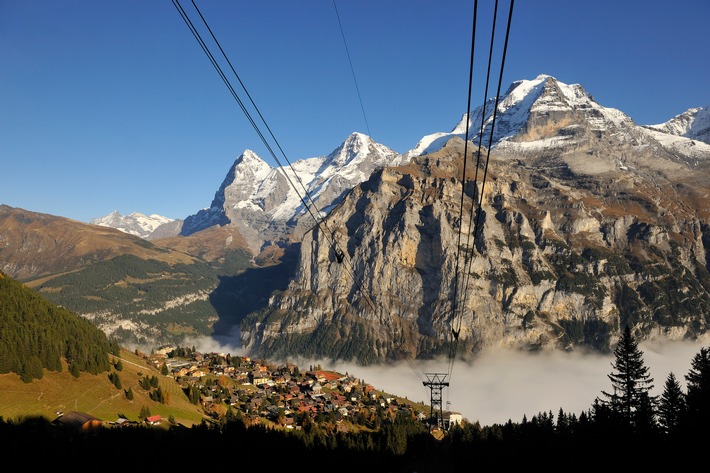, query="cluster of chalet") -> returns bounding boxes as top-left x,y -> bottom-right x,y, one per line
146,350 -> 463,430
52,410 -> 161,430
